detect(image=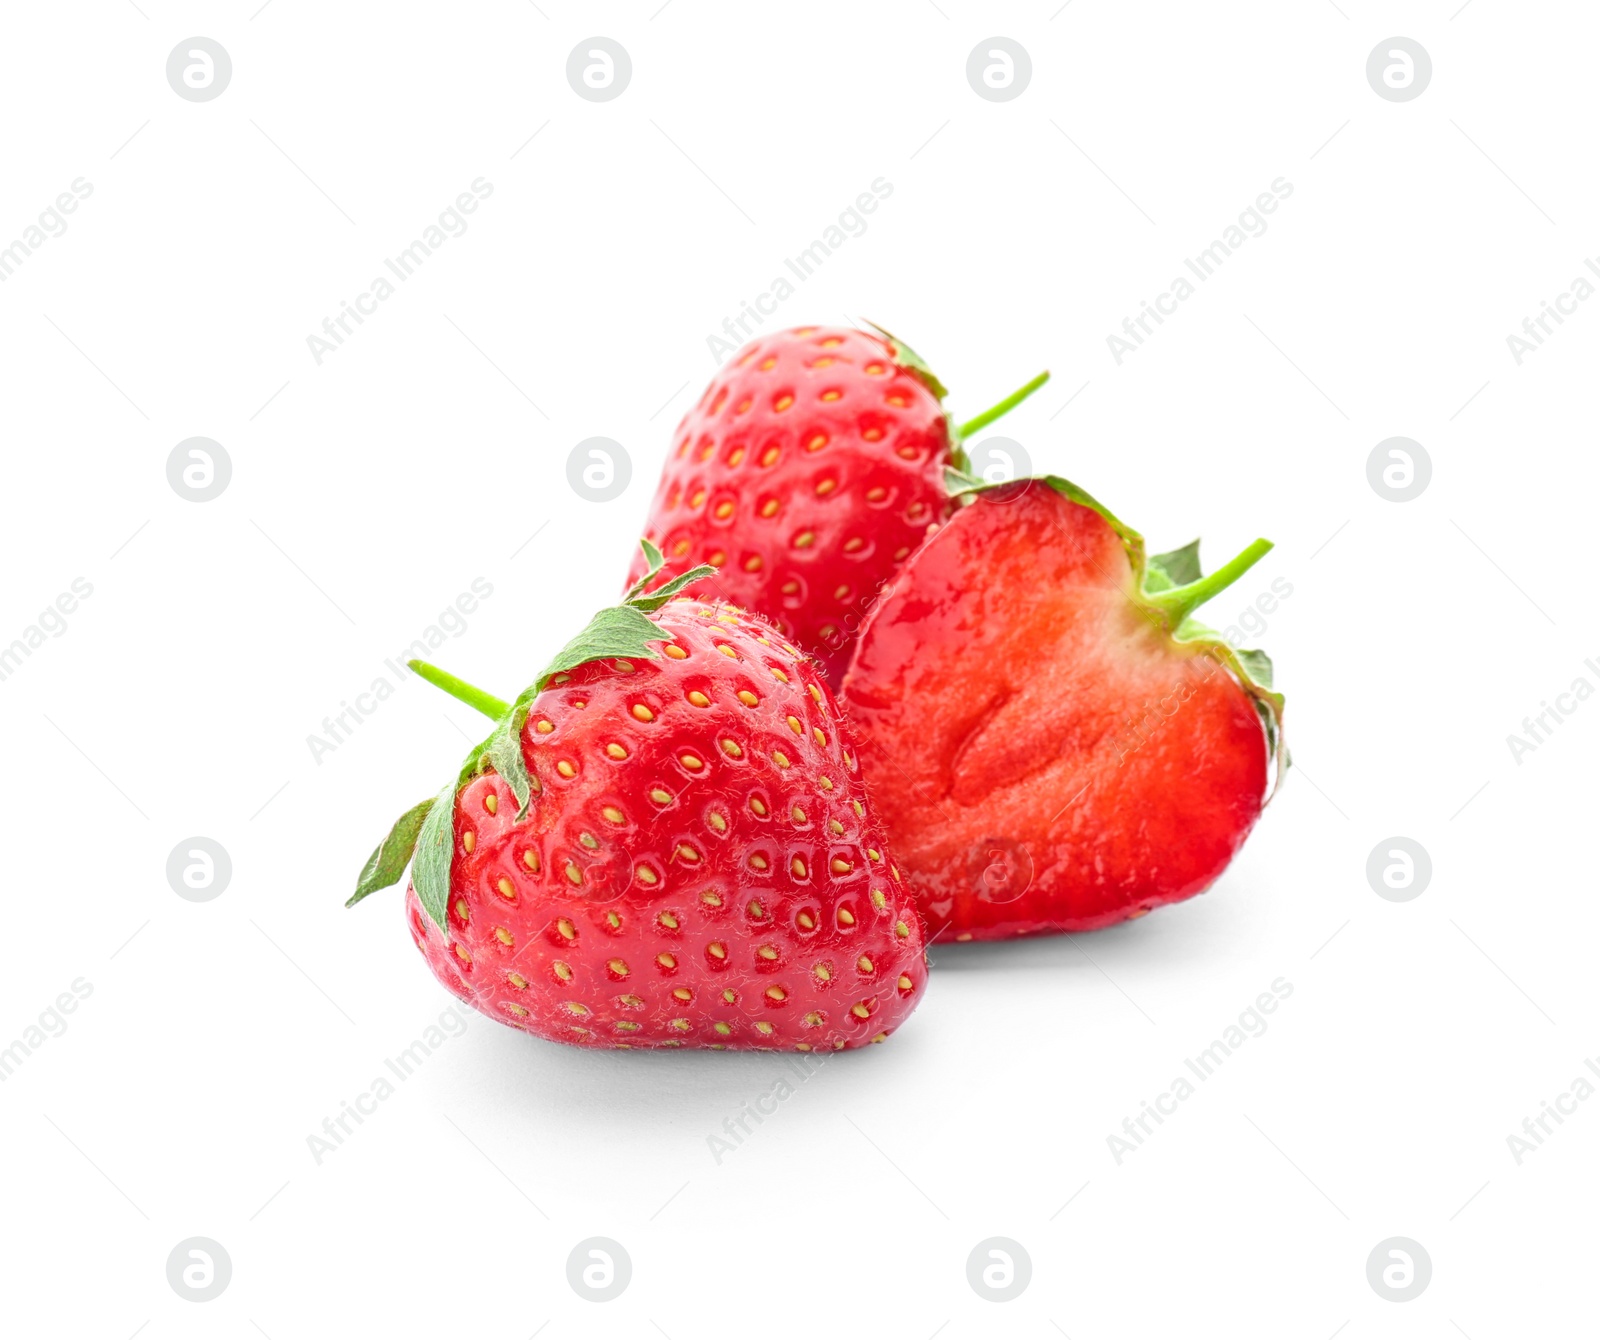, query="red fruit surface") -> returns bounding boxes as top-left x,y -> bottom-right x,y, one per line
839,484 -> 1274,940
625,326 -> 953,683
404,600 -> 928,1049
